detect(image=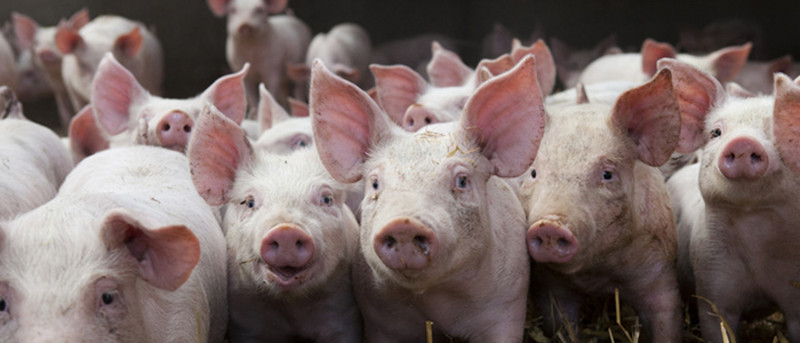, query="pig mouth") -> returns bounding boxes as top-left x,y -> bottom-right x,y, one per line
265,264 -> 312,287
